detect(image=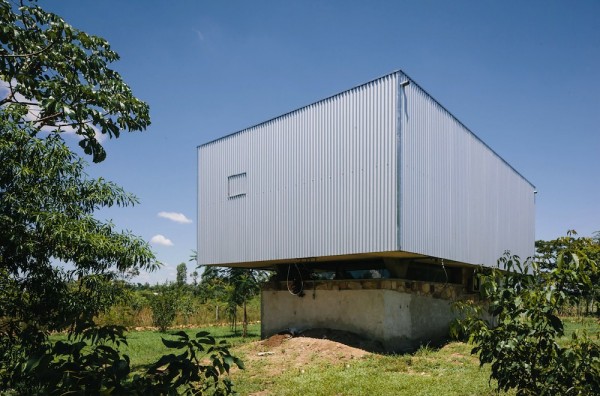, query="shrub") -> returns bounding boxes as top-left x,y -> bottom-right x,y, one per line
10,325 -> 242,395
452,247 -> 600,396
151,289 -> 178,332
